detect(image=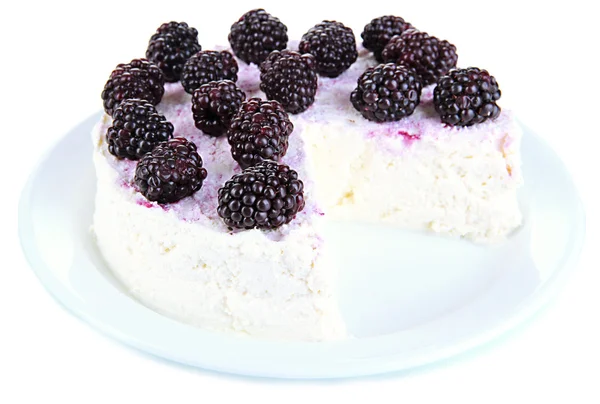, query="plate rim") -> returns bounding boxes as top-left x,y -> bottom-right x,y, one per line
18,113 -> 587,379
